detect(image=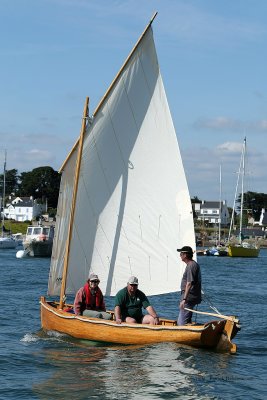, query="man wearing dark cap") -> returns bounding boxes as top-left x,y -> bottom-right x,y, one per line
176,246 -> 202,325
